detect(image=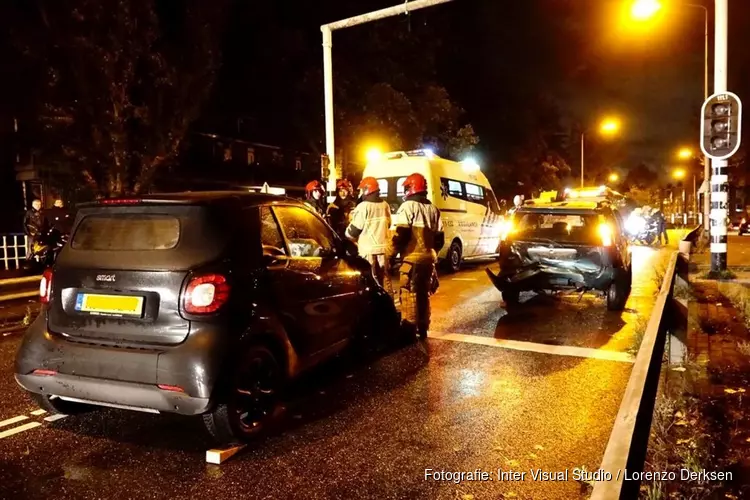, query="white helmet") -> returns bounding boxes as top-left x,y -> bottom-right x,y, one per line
513,195 -> 522,206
